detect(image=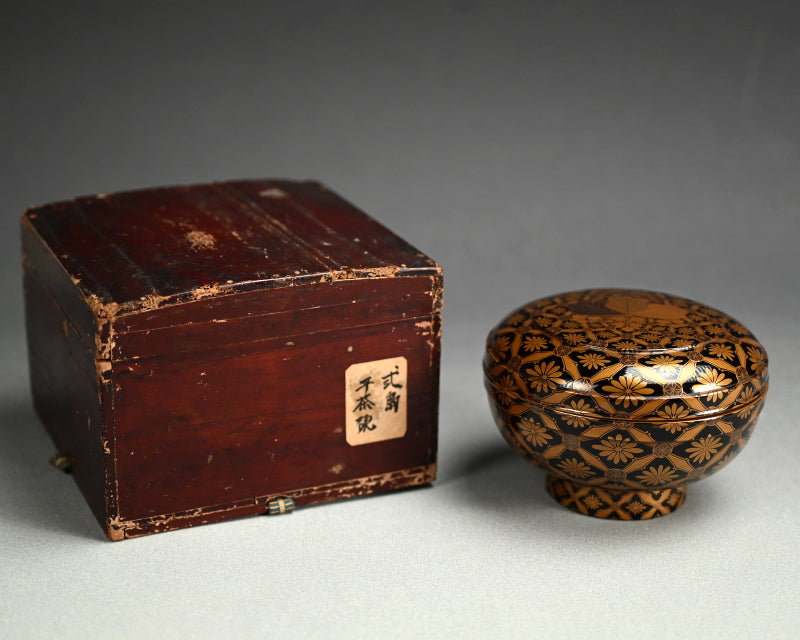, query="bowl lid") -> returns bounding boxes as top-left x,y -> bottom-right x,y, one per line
484,289 -> 768,422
